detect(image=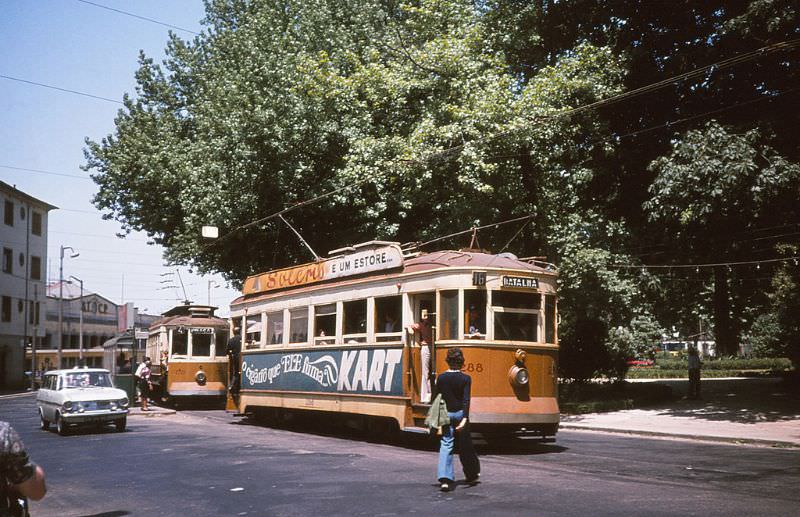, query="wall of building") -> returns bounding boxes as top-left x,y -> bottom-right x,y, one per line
0,182 -> 52,389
